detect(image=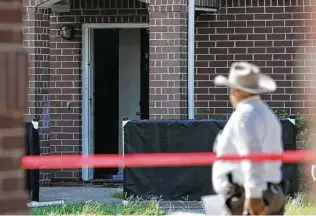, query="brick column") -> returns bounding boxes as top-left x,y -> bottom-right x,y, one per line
0,0 -> 29,214
23,3 -> 51,185
148,0 -> 188,120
